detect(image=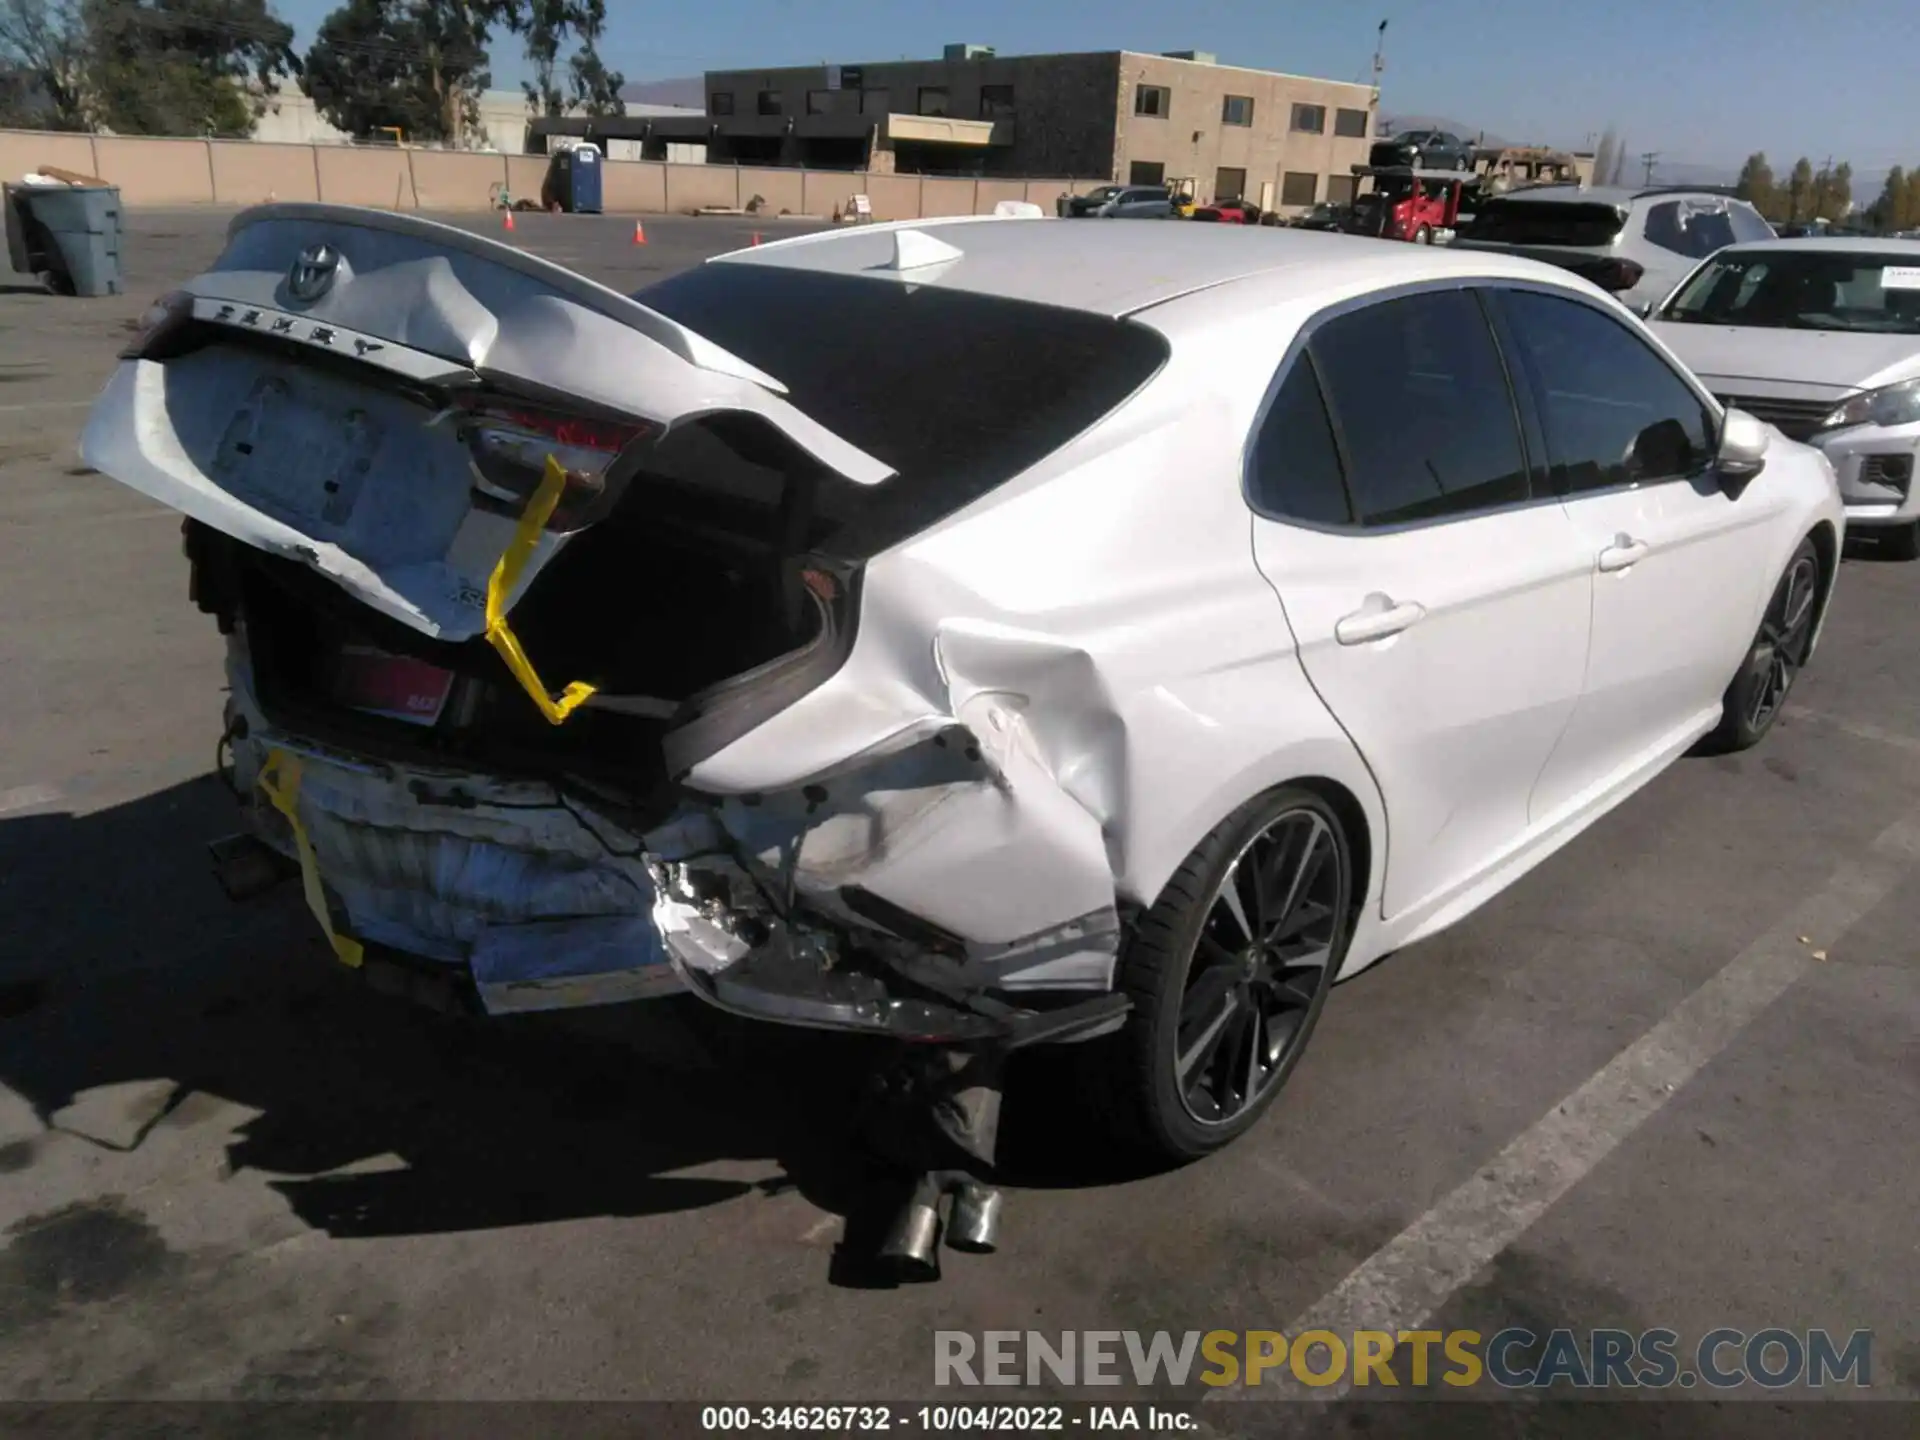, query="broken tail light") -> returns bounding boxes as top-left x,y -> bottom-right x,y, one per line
120,290 -> 197,360
1584,258 -> 1646,294
454,399 -> 653,532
